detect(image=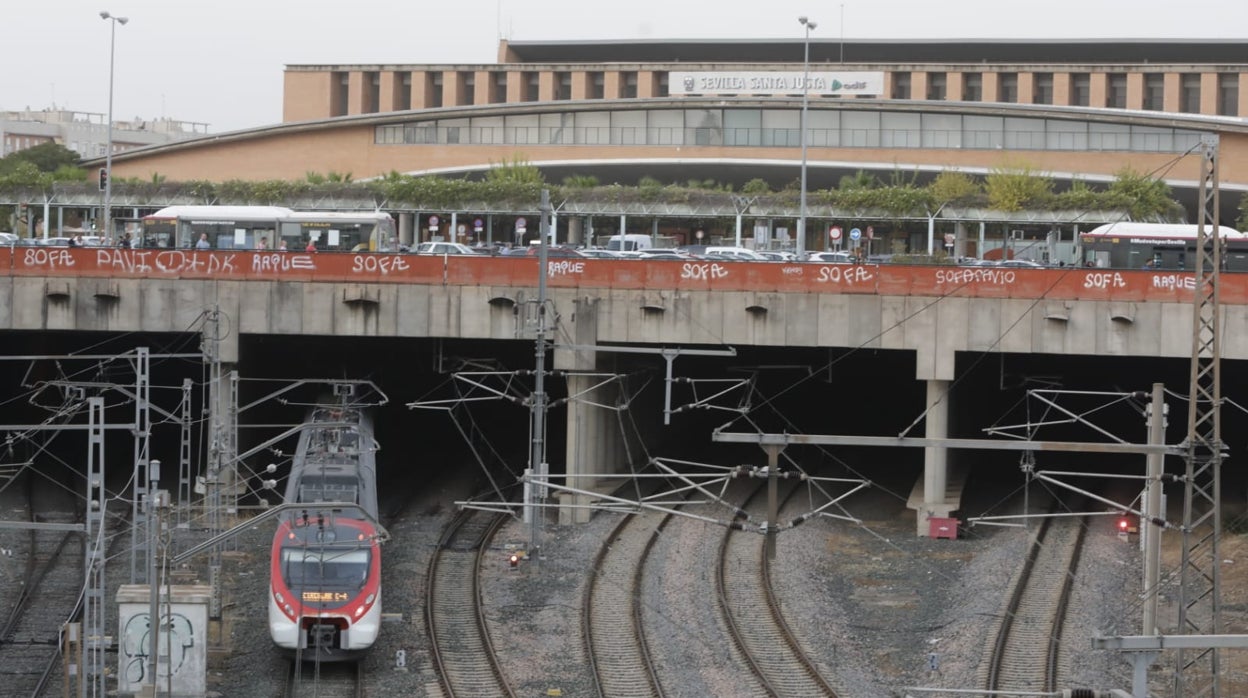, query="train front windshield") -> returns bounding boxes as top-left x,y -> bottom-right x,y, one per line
282,547 -> 371,592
